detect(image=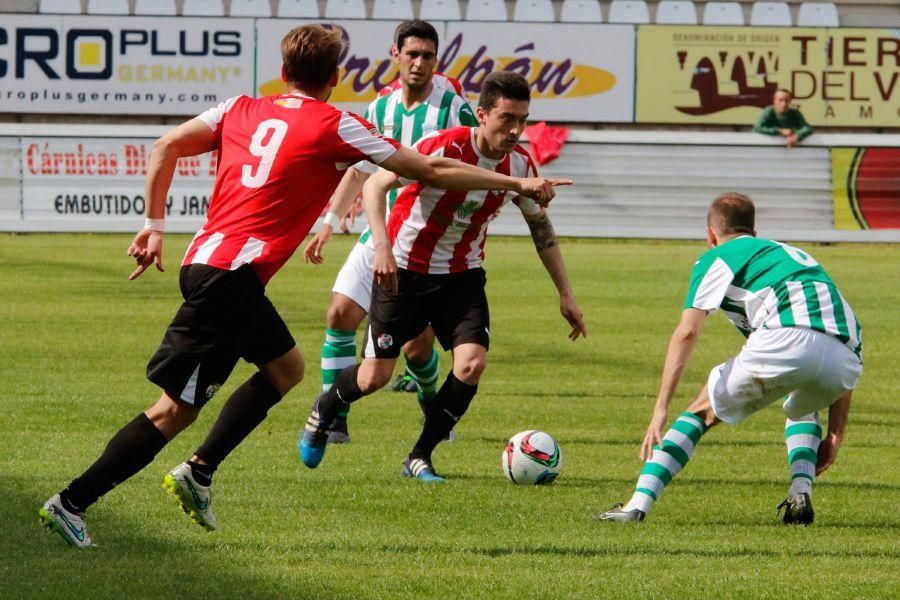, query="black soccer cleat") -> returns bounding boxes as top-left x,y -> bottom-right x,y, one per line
777,492 -> 814,525
391,373 -> 418,393
596,503 -> 646,522
327,417 -> 350,444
